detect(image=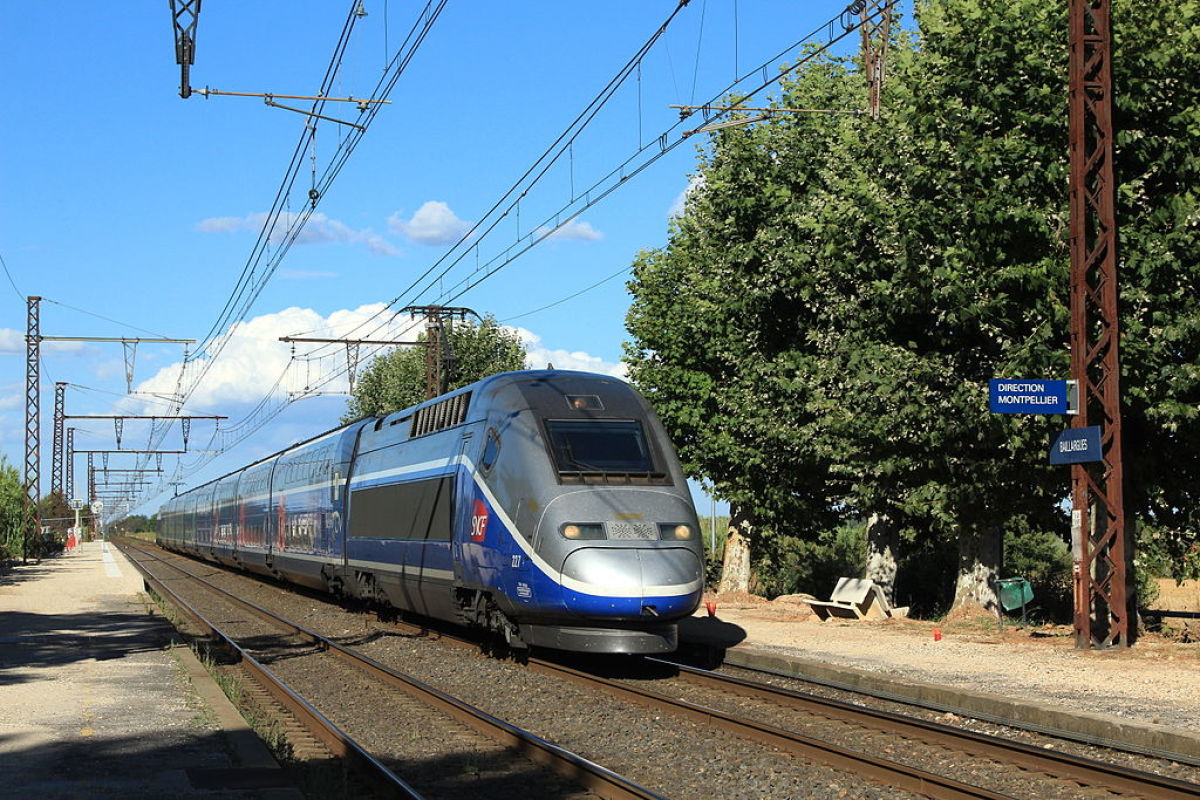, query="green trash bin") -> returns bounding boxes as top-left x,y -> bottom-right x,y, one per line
996,577 -> 1034,627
